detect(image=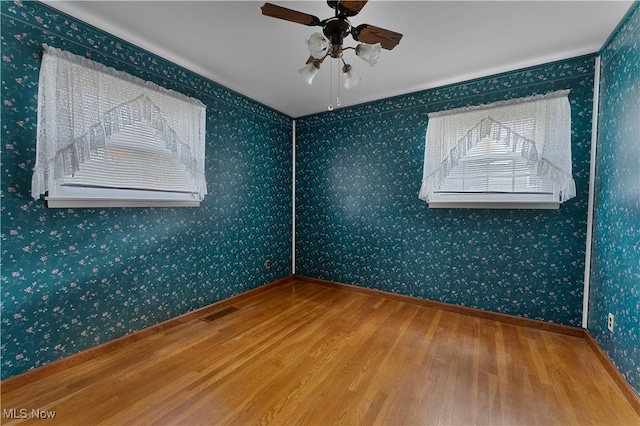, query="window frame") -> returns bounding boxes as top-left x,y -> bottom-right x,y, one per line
32,45 -> 207,208
419,90 -> 573,210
